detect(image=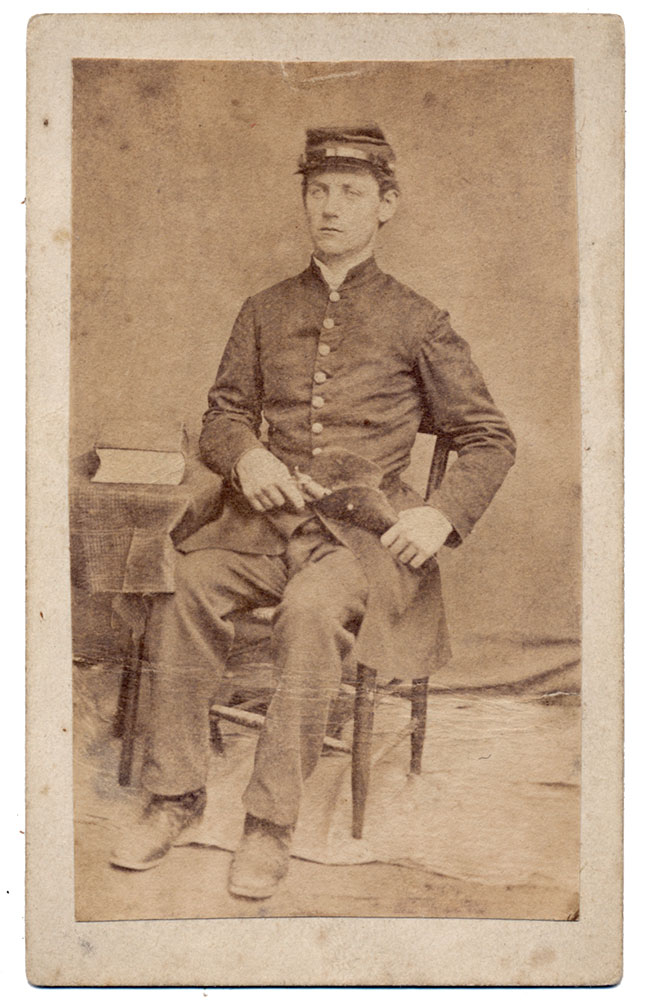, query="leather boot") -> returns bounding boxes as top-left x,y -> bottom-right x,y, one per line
110,788 -> 206,871
228,813 -> 293,899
